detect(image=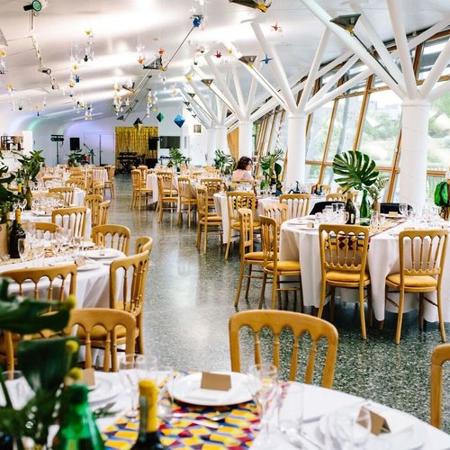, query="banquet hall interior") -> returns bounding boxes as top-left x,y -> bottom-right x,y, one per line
2,0 -> 450,448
